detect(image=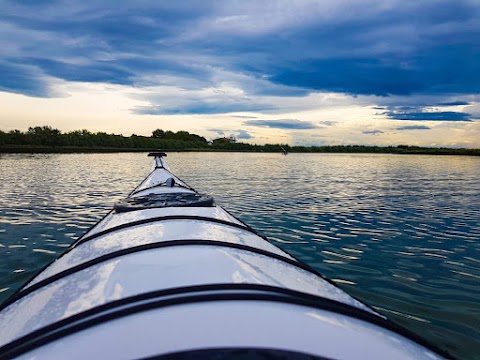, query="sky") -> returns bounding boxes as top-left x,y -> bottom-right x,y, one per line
1,0 -> 480,147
